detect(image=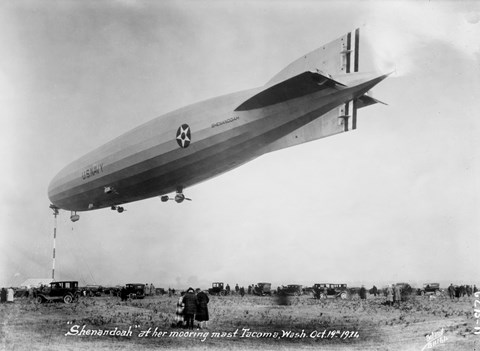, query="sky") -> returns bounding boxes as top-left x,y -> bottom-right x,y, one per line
1,0 -> 479,290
